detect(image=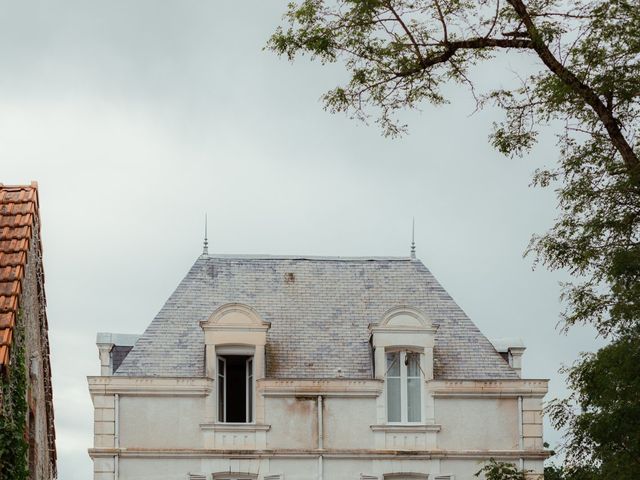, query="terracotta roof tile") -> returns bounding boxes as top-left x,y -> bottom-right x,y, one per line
0,281 -> 21,297
0,183 -> 39,370
0,238 -> 30,253
1,225 -> 31,240
0,327 -> 11,346
0,345 -> 7,366
0,252 -> 27,267
0,311 -> 14,329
